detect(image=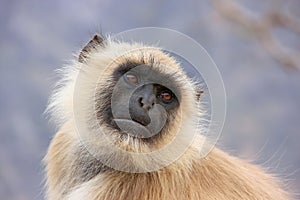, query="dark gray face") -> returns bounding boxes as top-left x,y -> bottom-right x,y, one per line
128,83 -> 178,126
96,62 -> 181,139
